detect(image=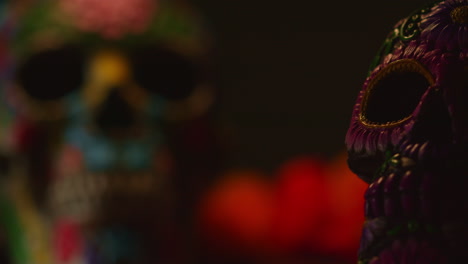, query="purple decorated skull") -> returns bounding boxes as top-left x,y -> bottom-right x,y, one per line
346,0 -> 467,263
